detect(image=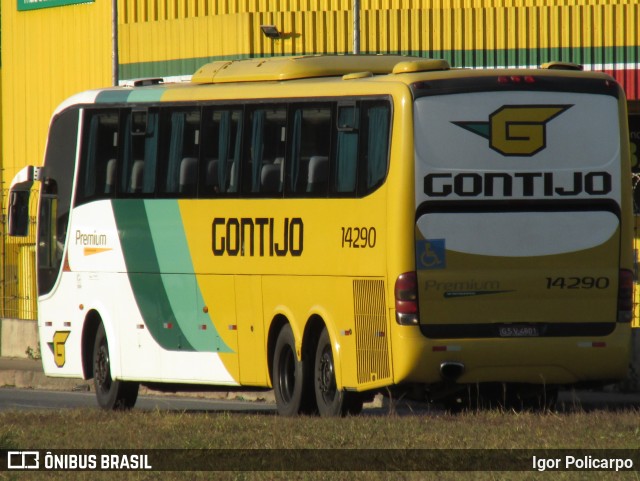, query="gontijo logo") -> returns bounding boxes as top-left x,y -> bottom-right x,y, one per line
453,105 -> 572,156
47,331 -> 71,368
